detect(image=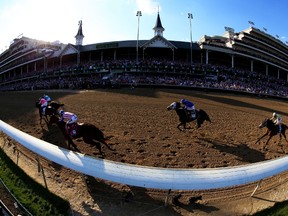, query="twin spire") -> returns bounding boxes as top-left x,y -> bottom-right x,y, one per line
153,12 -> 165,37
74,12 -> 165,45
75,20 -> 84,46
